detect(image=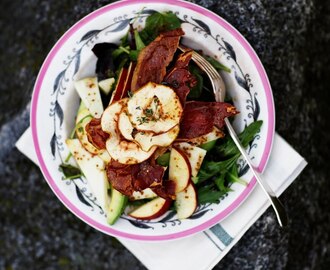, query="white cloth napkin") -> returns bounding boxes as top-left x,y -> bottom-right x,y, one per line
16,128 -> 307,270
